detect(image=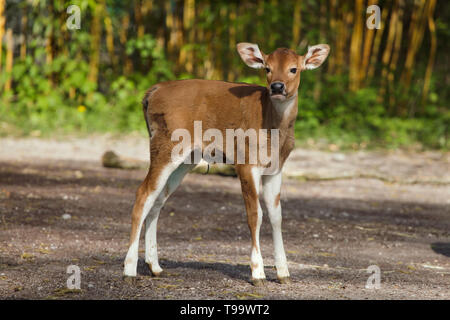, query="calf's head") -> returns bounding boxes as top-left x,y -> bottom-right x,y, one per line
237,42 -> 330,101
